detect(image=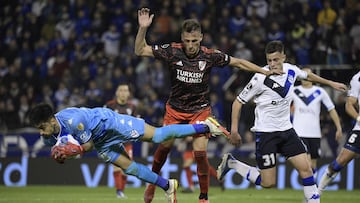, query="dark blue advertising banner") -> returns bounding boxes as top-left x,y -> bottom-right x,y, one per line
1,156 -> 359,190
